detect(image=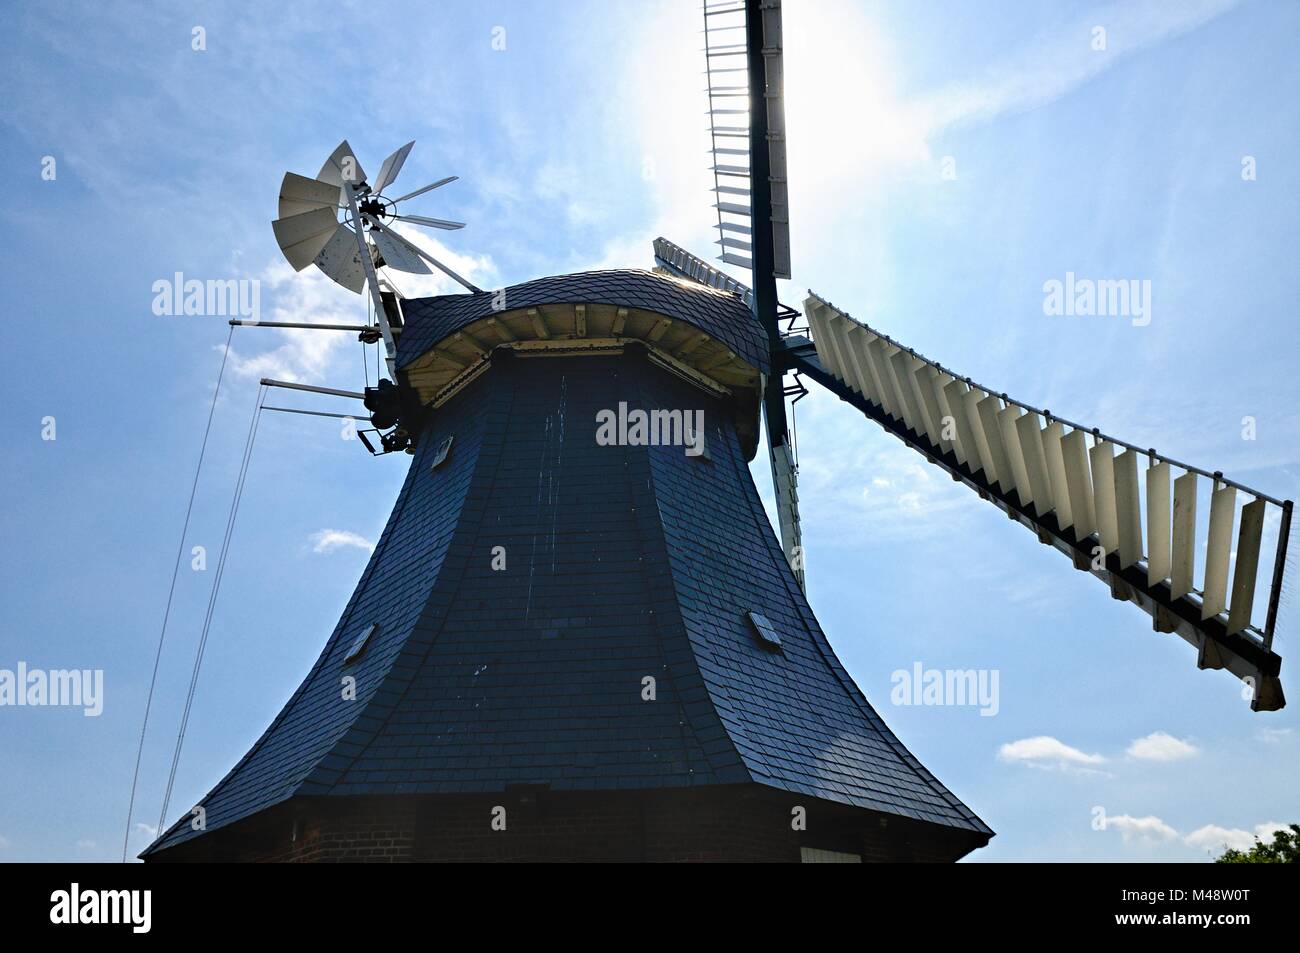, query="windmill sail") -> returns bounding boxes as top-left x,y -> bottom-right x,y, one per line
796,293 -> 1290,711
702,1 -> 803,587
703,0 -> 789,278
654,237 -> 1290,712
